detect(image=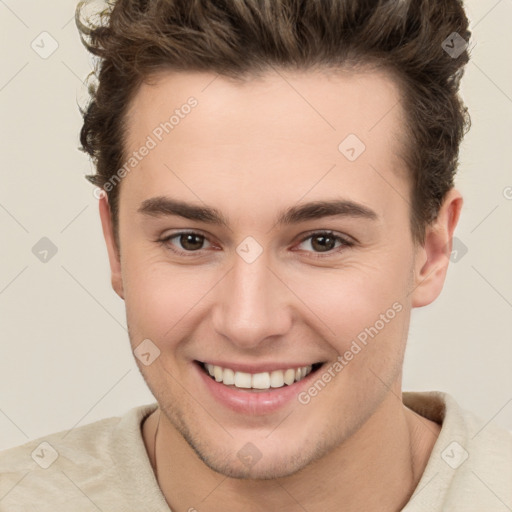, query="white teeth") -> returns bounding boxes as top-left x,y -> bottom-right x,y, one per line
223,368 -> 235,385
270,370 -> 284,388
283,368 -> 296,385
252,372 -> 271,389
203,363 -> 314,390
214,366 -> 223,382
234,371 -> 252,388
